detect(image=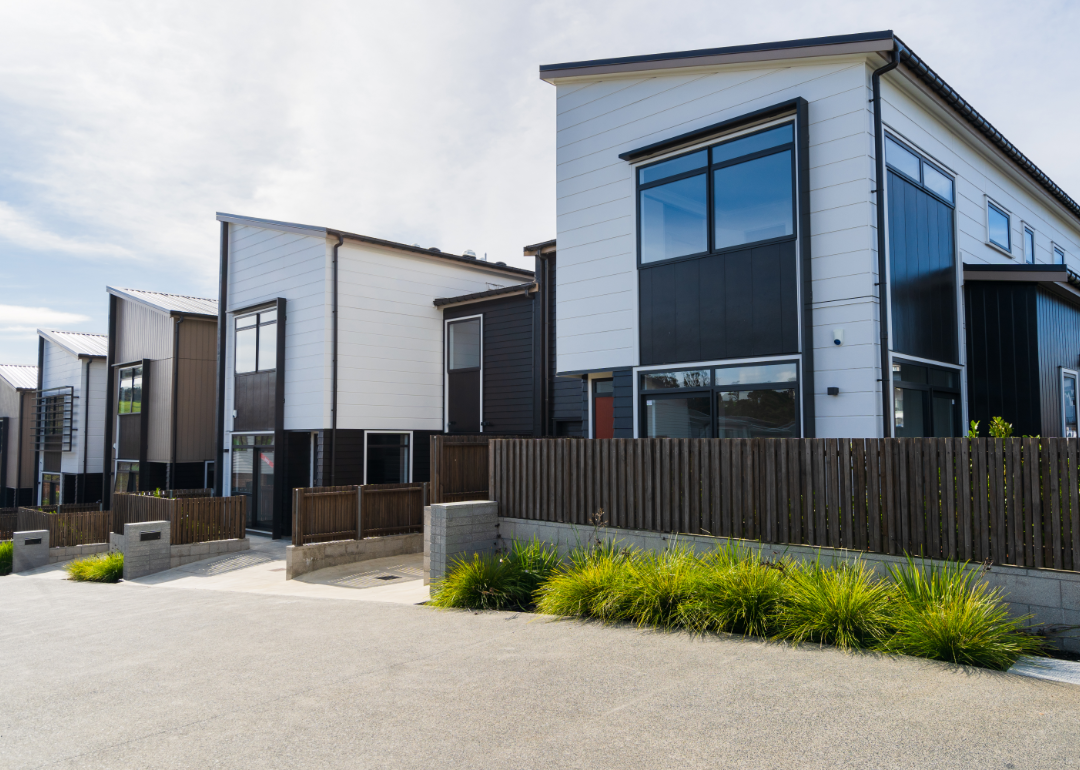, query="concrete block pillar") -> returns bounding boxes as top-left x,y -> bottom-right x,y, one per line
425,501 -> 498,585
122,520 -> 171,579
13,530 -> 49,573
